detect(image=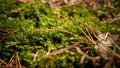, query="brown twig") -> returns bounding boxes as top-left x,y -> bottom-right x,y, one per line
25,28 -> 74,35
79,20 -> 101,34
33,50 -> 40,61
103,58 -> 113,68
108,36 -> 120,50
58,30 -> 74,35
0,29 -> 18,42
75,47 -> 100,60
80,50 -> 89,64
0,59 -> 7,66
40,42 -> 80,58
85,27 -> 94,41
79,27 -> 96,44
109,17 -> 120,23
8,51 -> 22,68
